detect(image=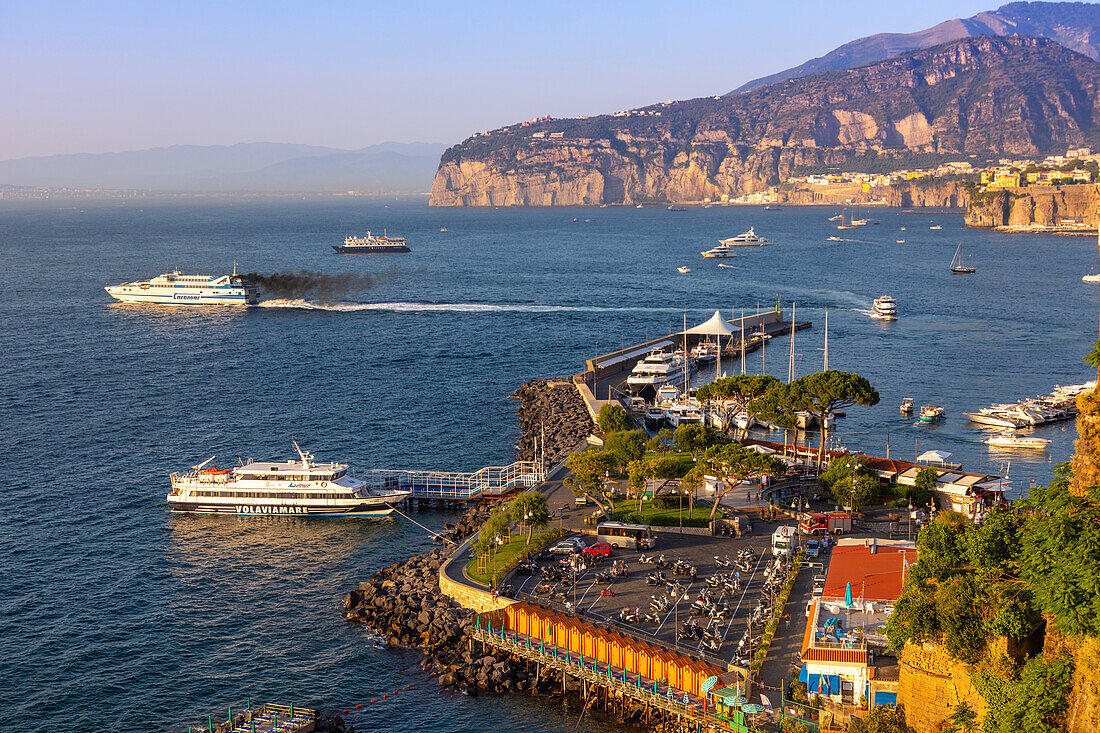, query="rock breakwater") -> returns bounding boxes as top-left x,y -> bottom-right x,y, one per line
511,378 -> 593,468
